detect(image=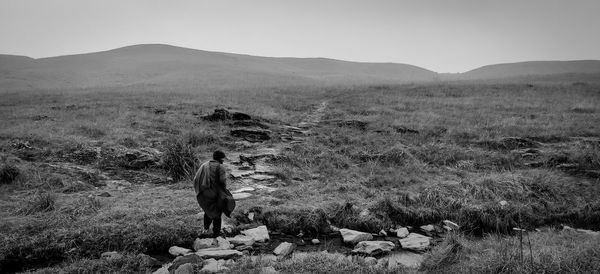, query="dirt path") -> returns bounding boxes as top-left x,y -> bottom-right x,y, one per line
225,101 -> 329,200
